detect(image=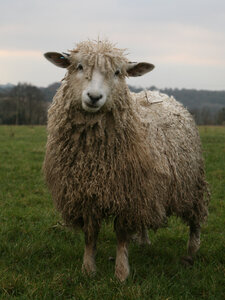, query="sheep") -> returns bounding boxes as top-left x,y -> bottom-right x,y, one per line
43,40 -> 210,282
